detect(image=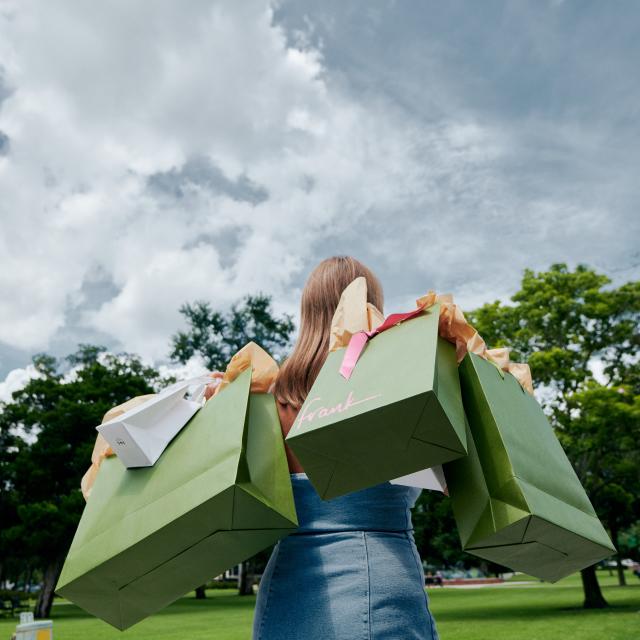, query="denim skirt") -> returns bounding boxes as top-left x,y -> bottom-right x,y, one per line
252,473 -> 439,640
